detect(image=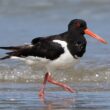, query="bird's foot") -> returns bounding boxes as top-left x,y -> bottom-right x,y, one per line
47,73 -> 76,93
62,84 -> 76,93
38,72 -> 76,100
38,89 -> 45,100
